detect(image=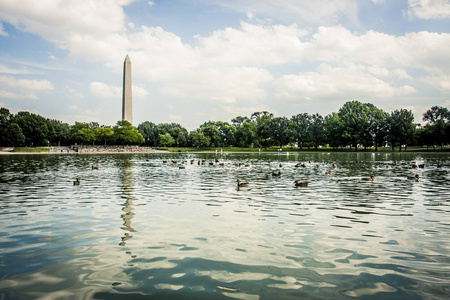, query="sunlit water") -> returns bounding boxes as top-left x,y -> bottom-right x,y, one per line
0,152 -> 449,299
